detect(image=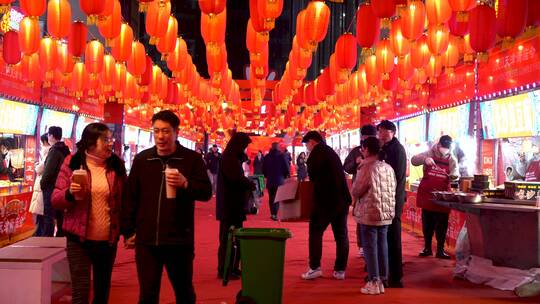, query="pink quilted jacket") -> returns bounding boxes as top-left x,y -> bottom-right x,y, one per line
52,154 -> 125,244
